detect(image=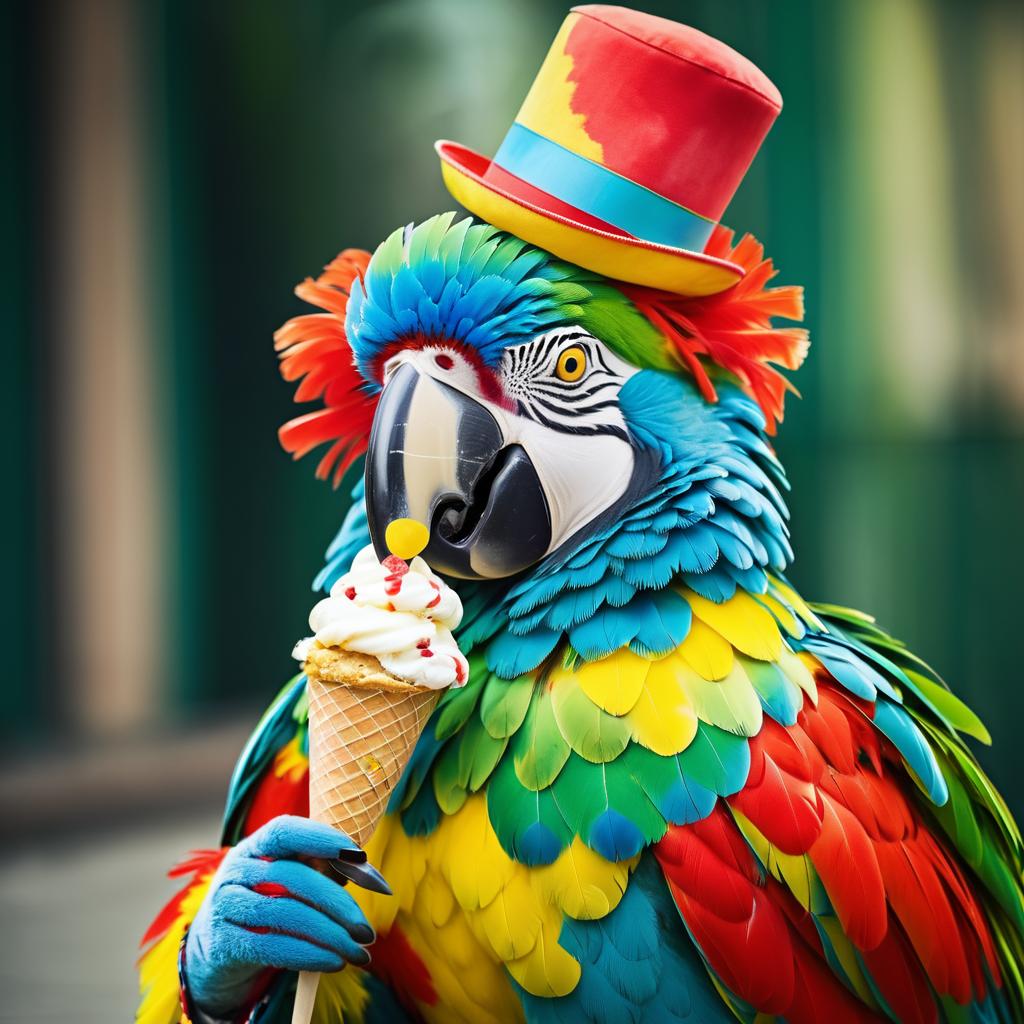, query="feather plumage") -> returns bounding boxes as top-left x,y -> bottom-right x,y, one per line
140,217 -> 1021,1024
